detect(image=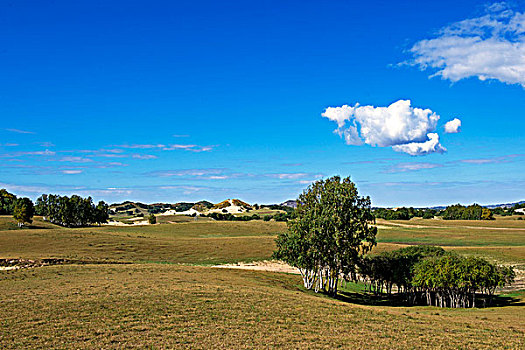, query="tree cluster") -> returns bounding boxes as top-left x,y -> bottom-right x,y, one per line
358,246 -> 514,308
442,204 -> 494,220
13,197 -> 35,227
1,189 -> 35,226
204,211 -> 293,222
204,212 -> 262,221
373,207 -> 438,220
0,189 -> 17,215
35,194 -> 109,227
274,176 -> 377,296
